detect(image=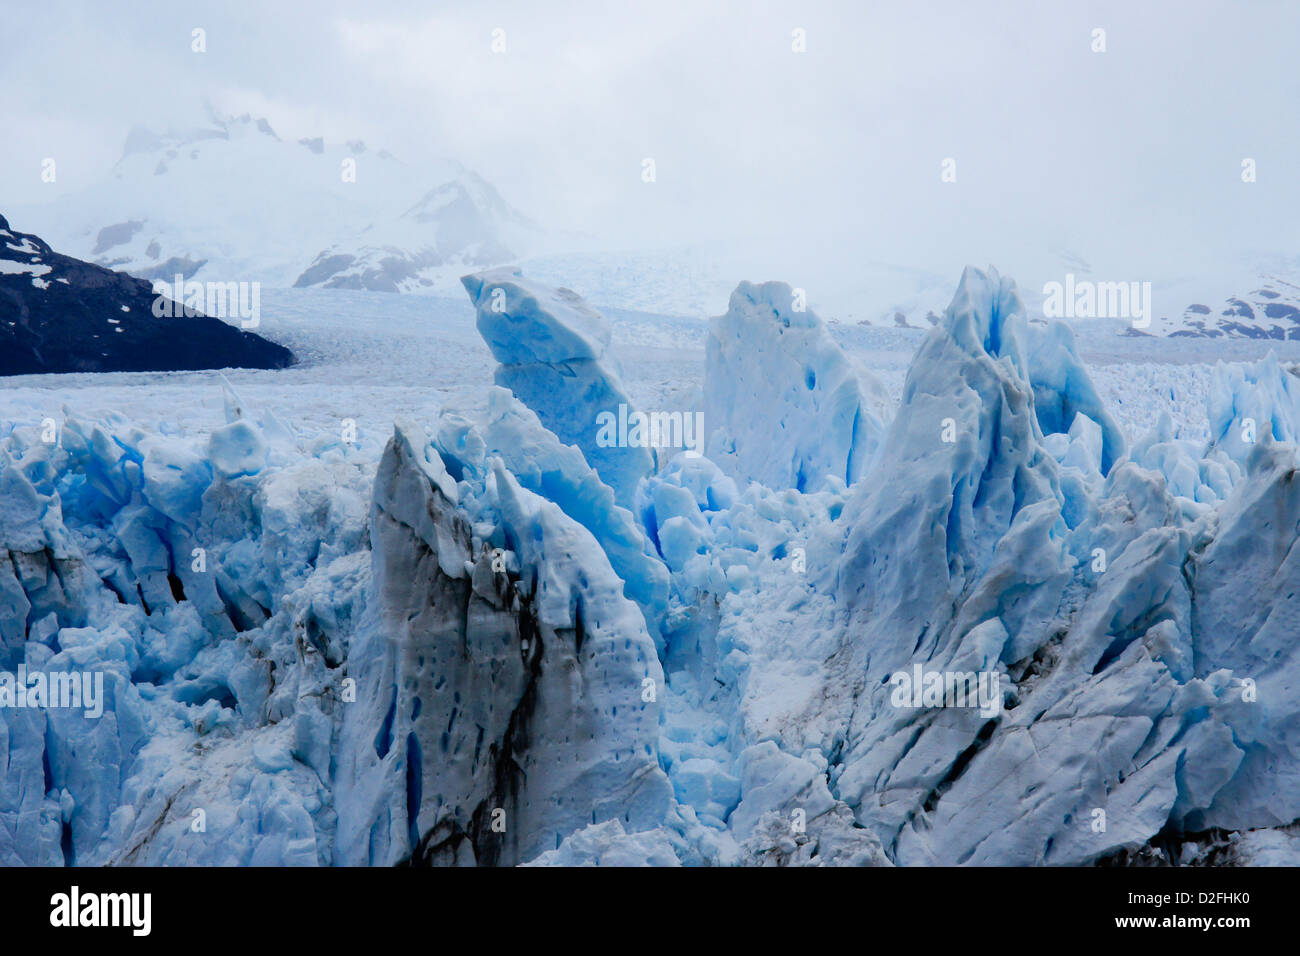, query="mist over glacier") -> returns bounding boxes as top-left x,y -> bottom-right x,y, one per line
7,2 -> 1300,326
